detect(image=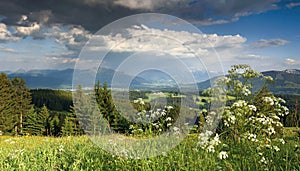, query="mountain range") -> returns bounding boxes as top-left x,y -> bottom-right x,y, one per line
4,68 -> 300,95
